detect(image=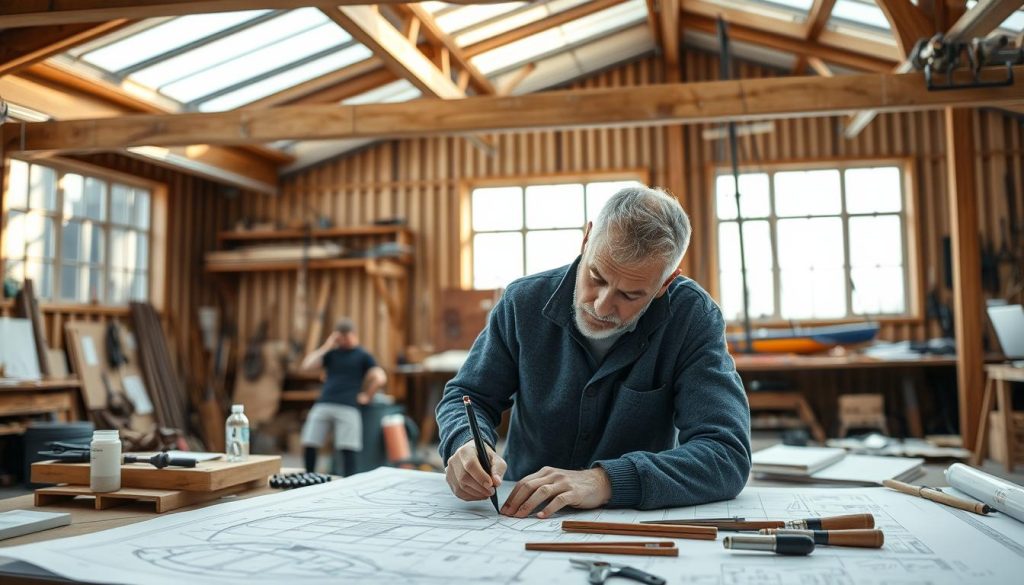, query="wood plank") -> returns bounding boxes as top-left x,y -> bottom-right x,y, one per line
7,67 -> 1023,152
0,1 -> 513,27
807,56 -> 834,77
0,20 -> 131,77
875,0 -> 936,56
945,107 -> 985,448
30,455 -> 281,492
